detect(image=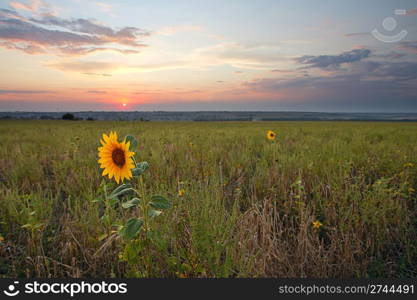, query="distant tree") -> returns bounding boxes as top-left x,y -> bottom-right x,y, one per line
62,113 -> 75,120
